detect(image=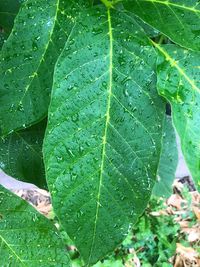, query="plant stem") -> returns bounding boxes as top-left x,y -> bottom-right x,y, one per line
158,35 -> 165,44
100,0 -> 113,8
